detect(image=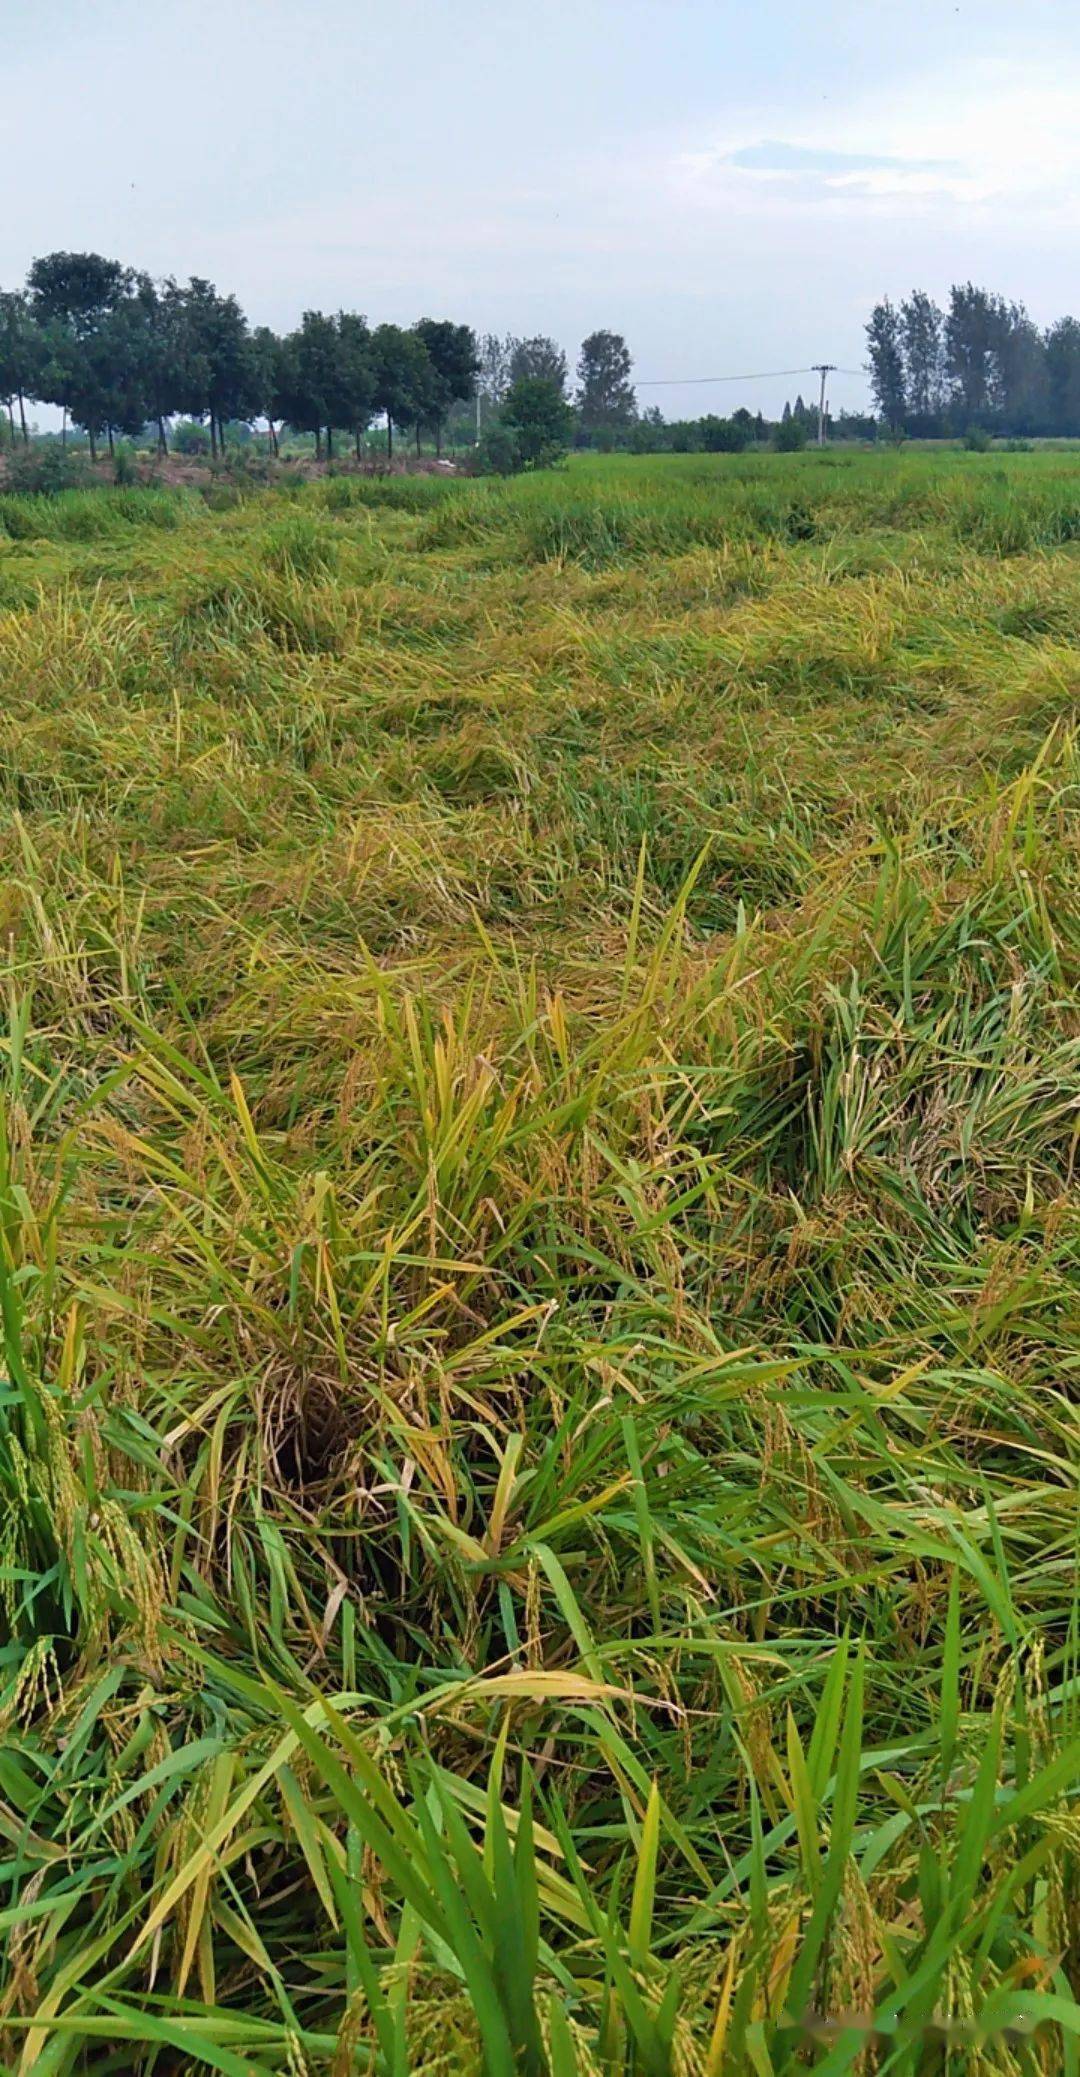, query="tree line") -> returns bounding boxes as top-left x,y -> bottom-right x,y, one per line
476,340 -> 866,458
0,251 -> 483,461
0,253 -> 654,467
23,248 -> 1017,468
865,284 -> 1080,436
